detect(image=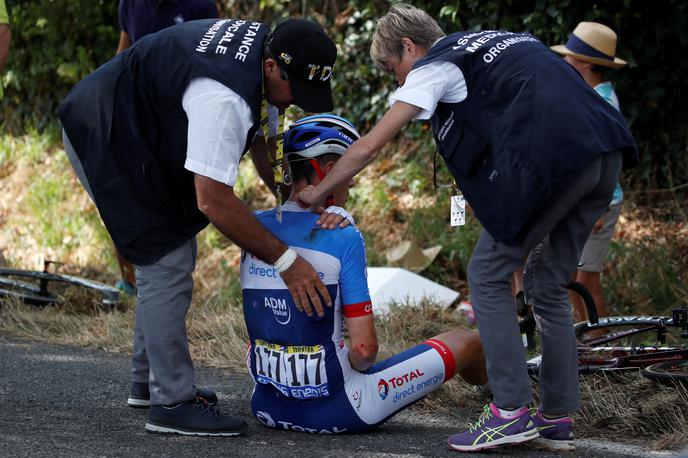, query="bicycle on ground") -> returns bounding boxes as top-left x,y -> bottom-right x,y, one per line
0,260 -> 121,308
518,282 -> 688,386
